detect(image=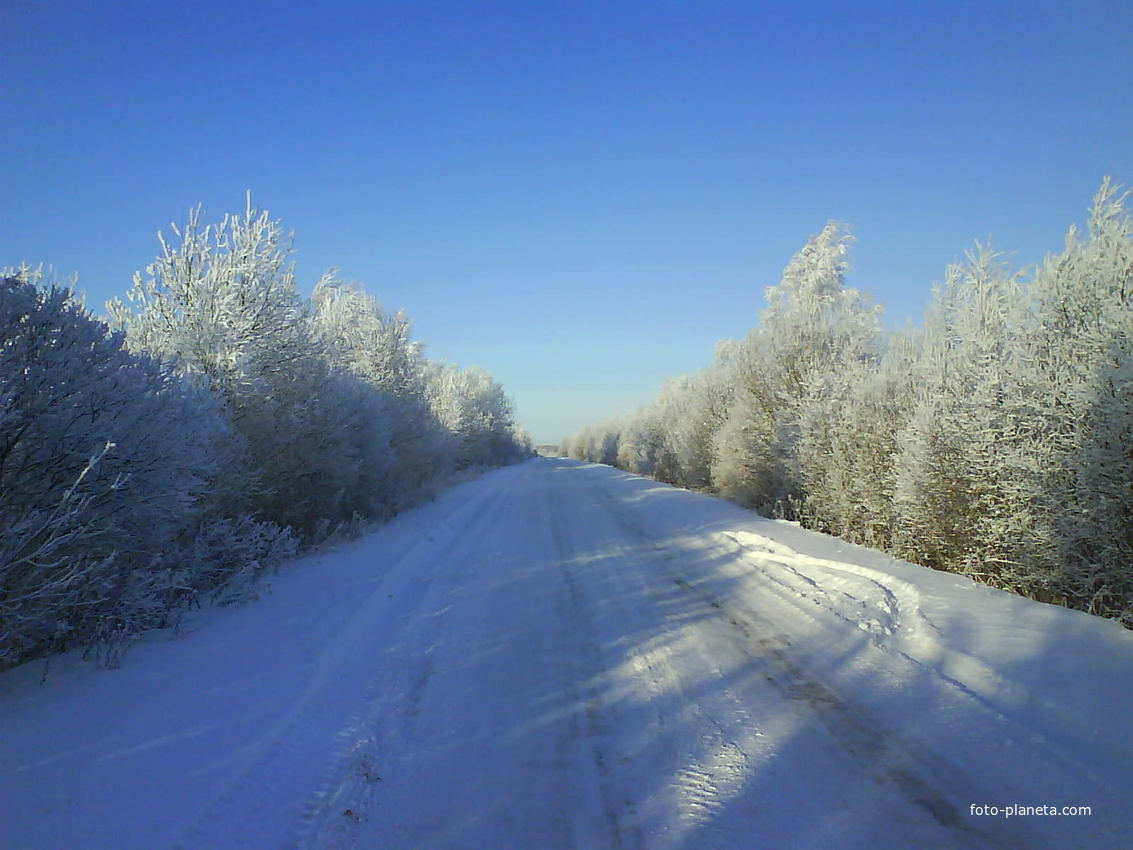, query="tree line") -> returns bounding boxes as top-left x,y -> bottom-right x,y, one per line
564,180 -> 1133,626
1,199 -> 531,667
